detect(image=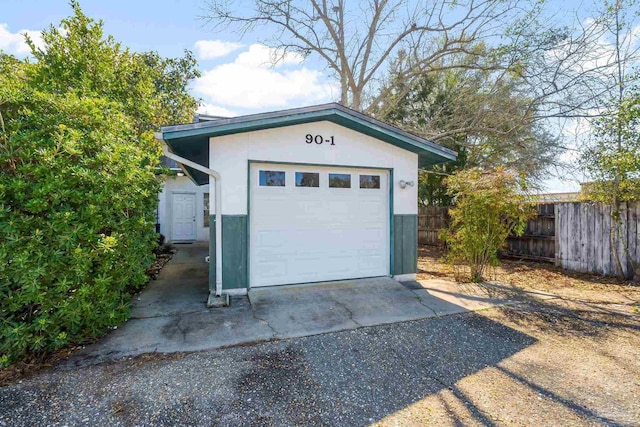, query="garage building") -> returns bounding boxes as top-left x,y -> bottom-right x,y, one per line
155,103 -> 456,302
